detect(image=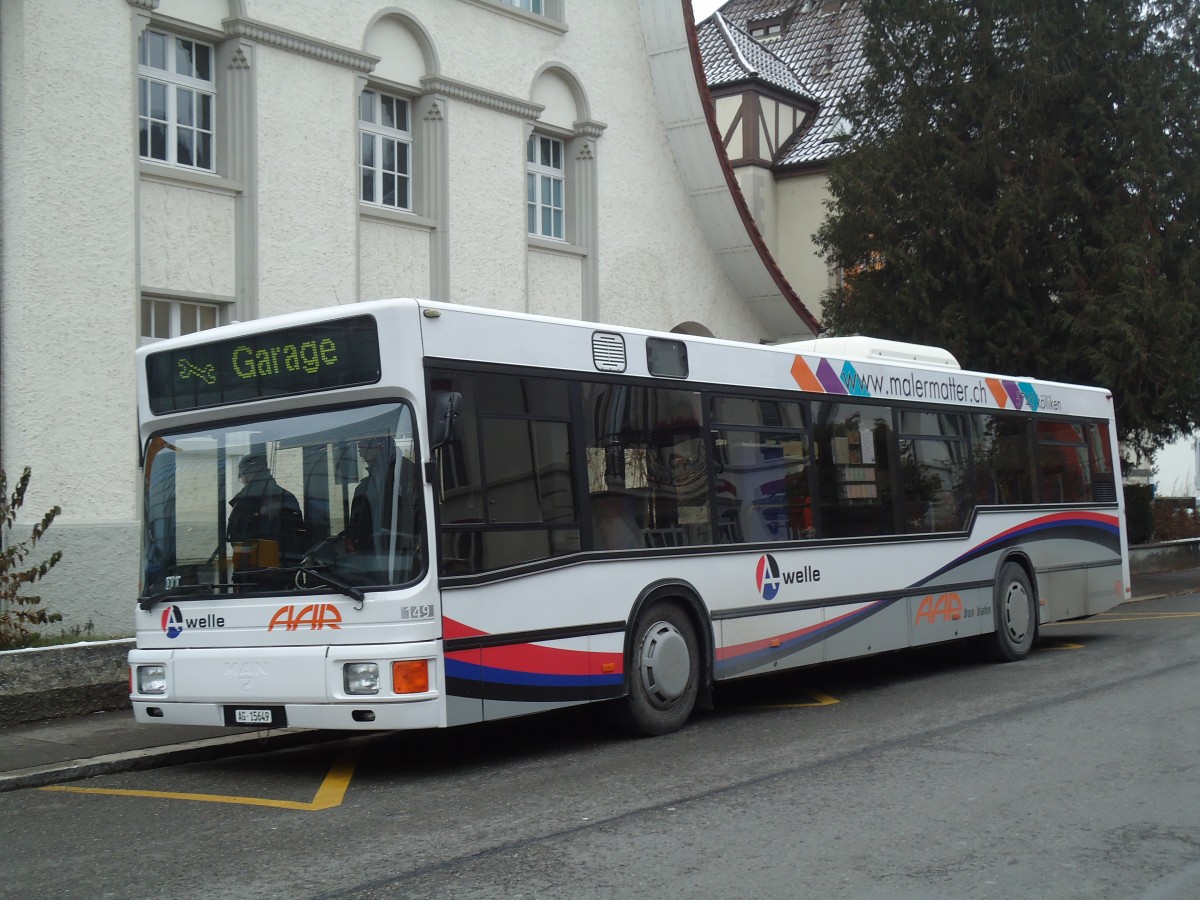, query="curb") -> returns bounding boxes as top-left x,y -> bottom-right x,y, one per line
0,640 -> 132,728
0,727 -> 341,794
